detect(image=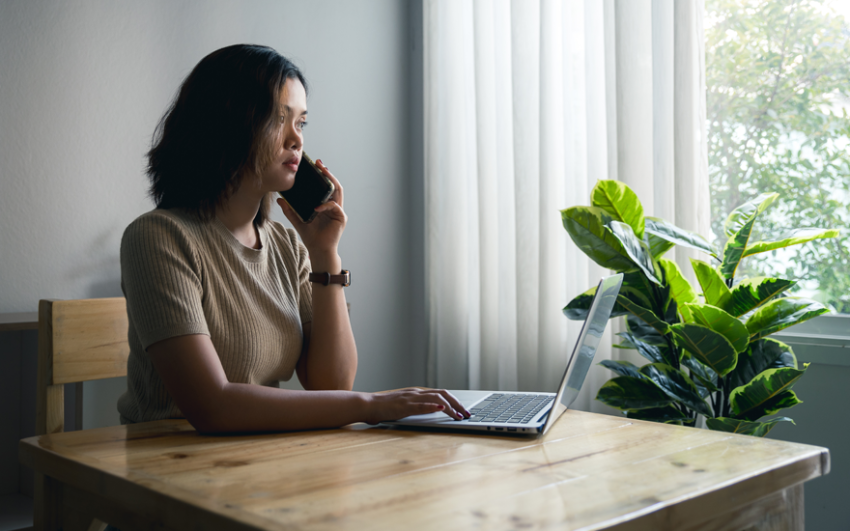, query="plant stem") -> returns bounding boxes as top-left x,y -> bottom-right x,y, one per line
711,390 -> 720,418
717,382 -> 724,418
